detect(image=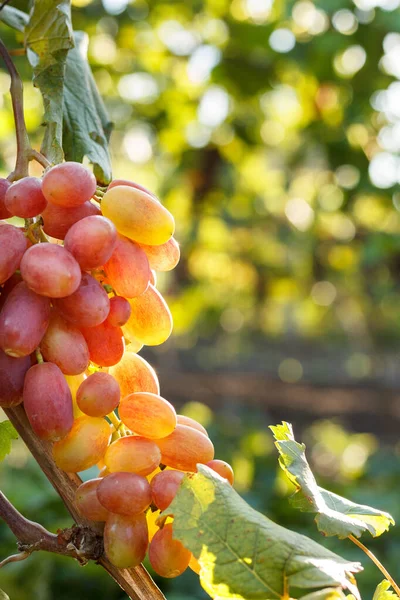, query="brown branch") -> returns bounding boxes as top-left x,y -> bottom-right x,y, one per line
4,405 -> 166,600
